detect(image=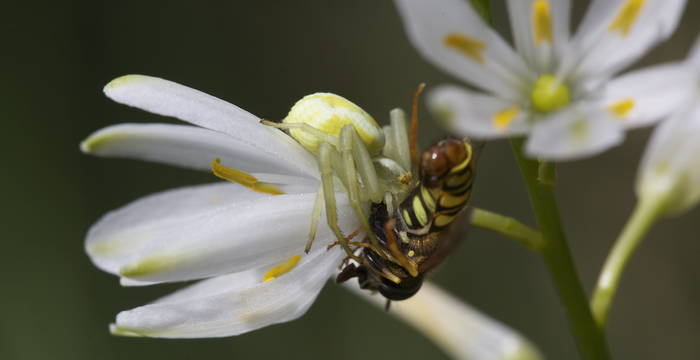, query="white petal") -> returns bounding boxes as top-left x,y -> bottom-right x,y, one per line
506,0 -> 571,73
687,35 -> 700,70
638,101 -> 700,214
81,123 -> 318,179
394,0 -> 533,100
604,63 -> 694,129
111,247 -> 343,338
85,182 -> 355,283
525,104 -> 623,160
346,281 -> 543,360
428,85 -> 530,139
562,0 -> 686,79
103,75 -> 317,178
